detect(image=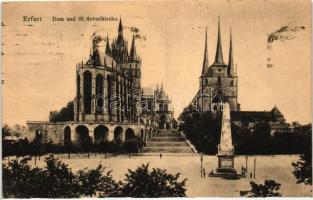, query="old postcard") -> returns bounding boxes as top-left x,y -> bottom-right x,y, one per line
1,0 -> 312,198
